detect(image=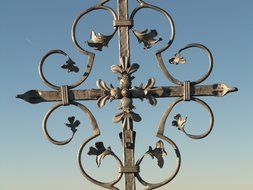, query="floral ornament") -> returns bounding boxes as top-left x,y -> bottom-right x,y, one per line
137,140 -> 167,168
96,79 -> 121,108
88,142 -> 114,167
113,97 -> 142,128
132,29 -> 162,49
111,56 -> 141,128
135,78 -> 159,106
85,31 -> 113,51
65,116 -> 80,133
169,53 -> 186,65
172,114 -> 187,131
61,58 -> 79,73
111,57 -> 140,89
